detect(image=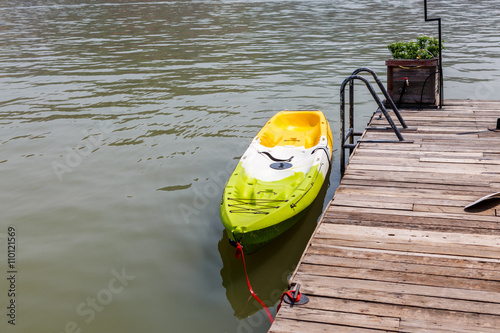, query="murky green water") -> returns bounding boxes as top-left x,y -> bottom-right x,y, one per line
0,1 -> 499,332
